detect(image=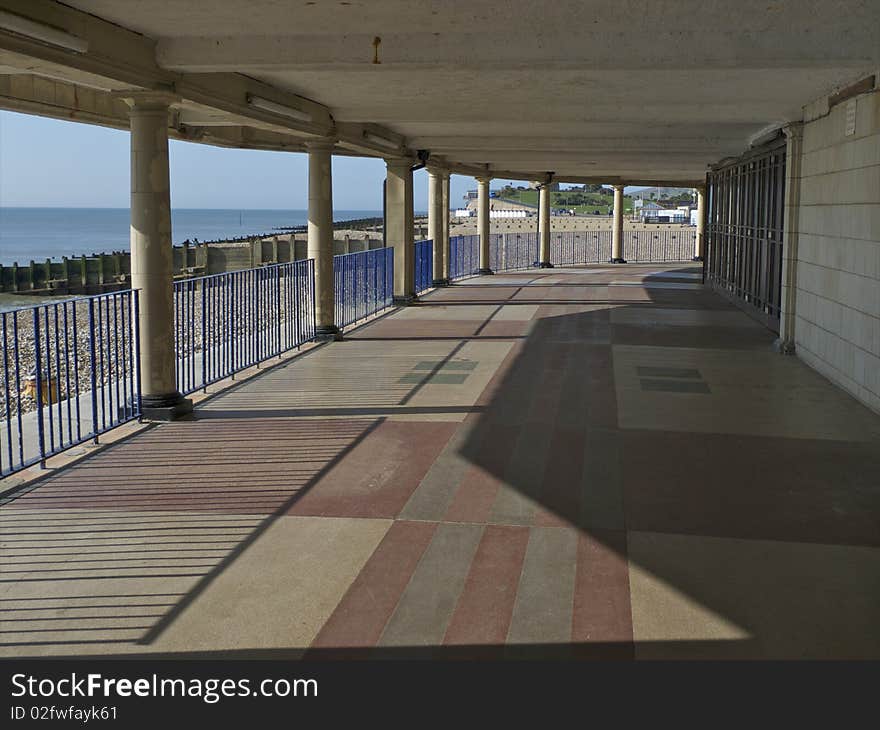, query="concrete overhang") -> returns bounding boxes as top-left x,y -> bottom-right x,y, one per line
0,0 -> 877,182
